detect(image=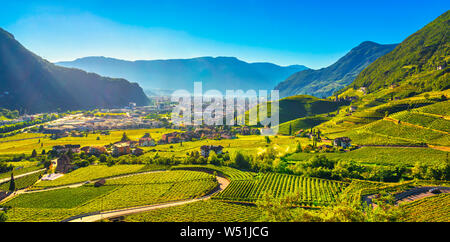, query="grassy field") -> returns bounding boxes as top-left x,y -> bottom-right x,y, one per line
285,147 -> 449,166
124,200 -> 262,222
